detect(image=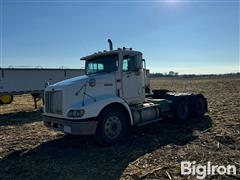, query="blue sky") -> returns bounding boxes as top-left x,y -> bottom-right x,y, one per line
0,0 -> 239,74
